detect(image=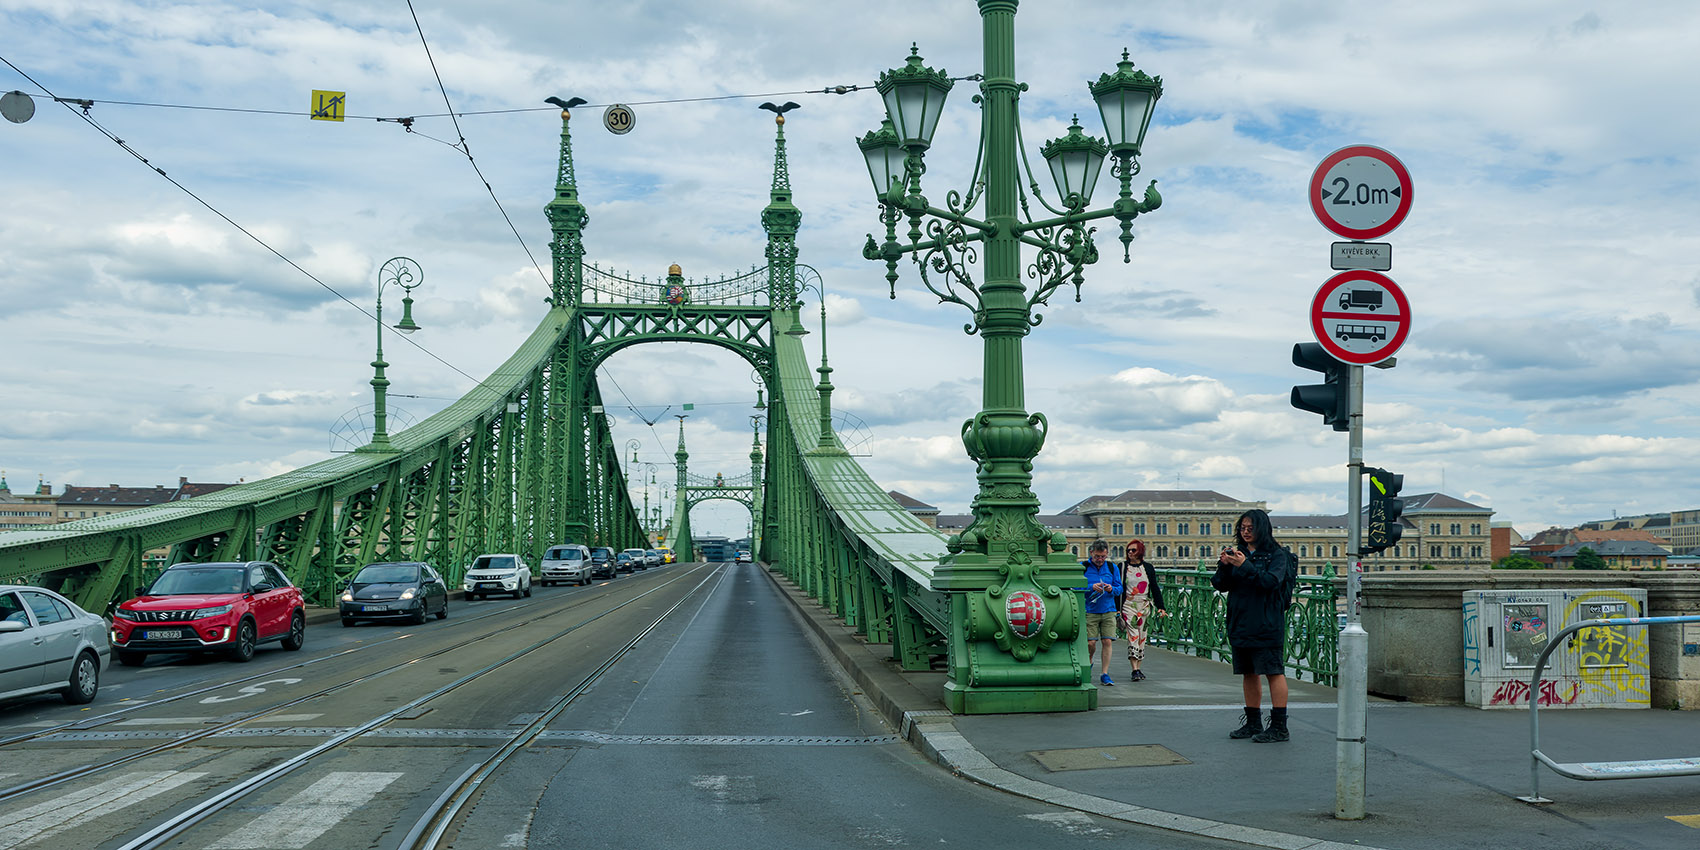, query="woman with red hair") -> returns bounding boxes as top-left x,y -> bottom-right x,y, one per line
1118,539 -> 1166,682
